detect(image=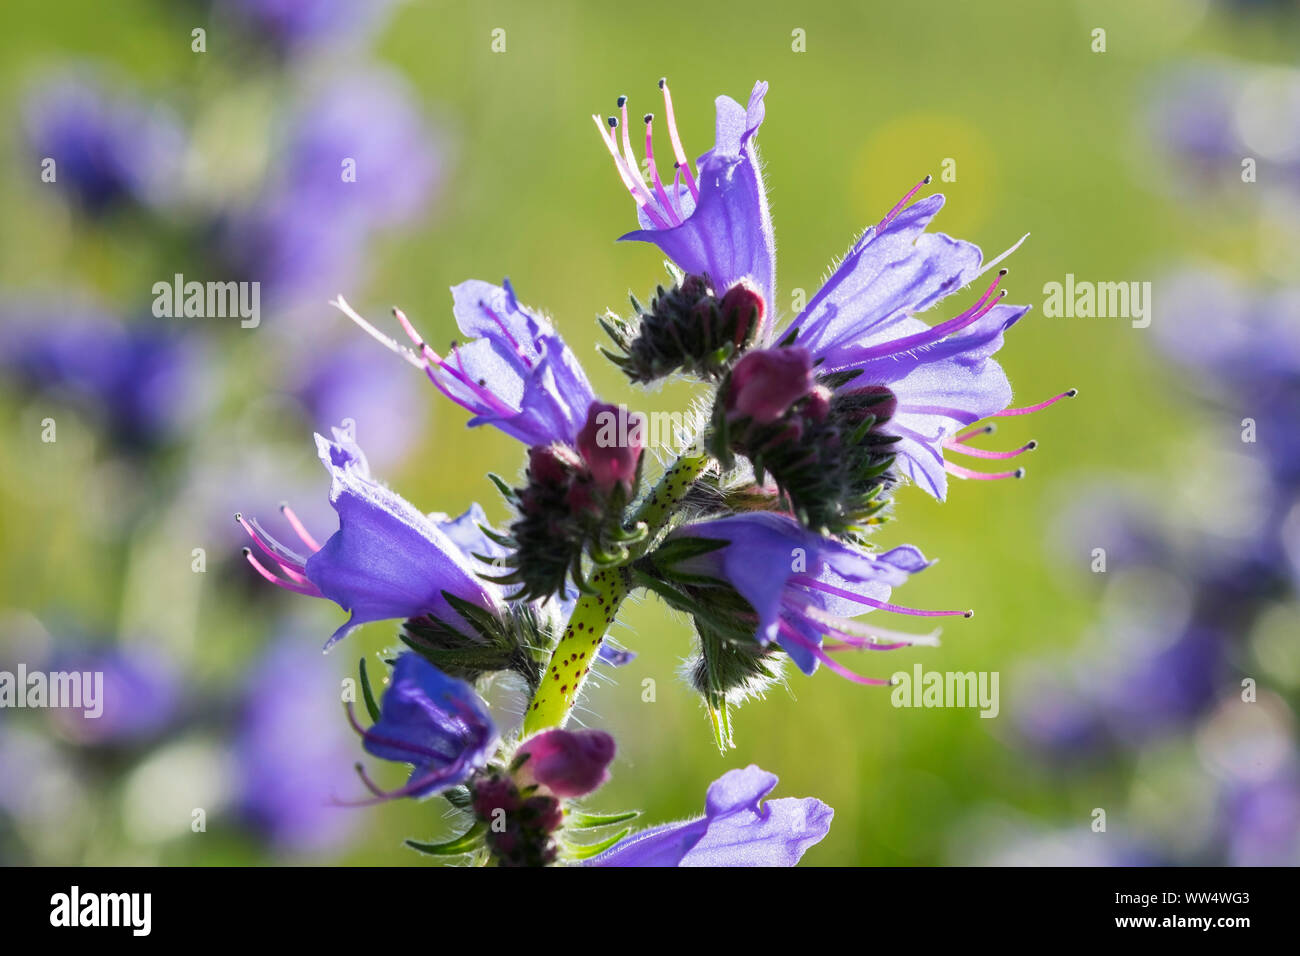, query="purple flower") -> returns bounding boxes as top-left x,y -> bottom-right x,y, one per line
23,73 -> 183,215
351,652 -> 497,800
45,644 -> 181,746
516,728 -> 616,799
222,69 -> 441,311
217,0 -> 405,54
290,339 -> 429,470
586,765 -> 831,867
336,279 -> 596,447
1154,270 -> 1300,485
238,422 -> 502,648
599,81 -> 1072,500
667,512 -> 956,680
0,302 -> 206,450
779,195 -> 1065,500
234,634 -> 361,853
1221,766 -> 1300,866
595,79 -> 776,313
